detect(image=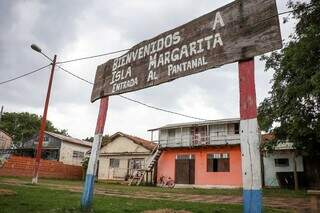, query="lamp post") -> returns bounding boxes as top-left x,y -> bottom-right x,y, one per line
31,44 -> 57,184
